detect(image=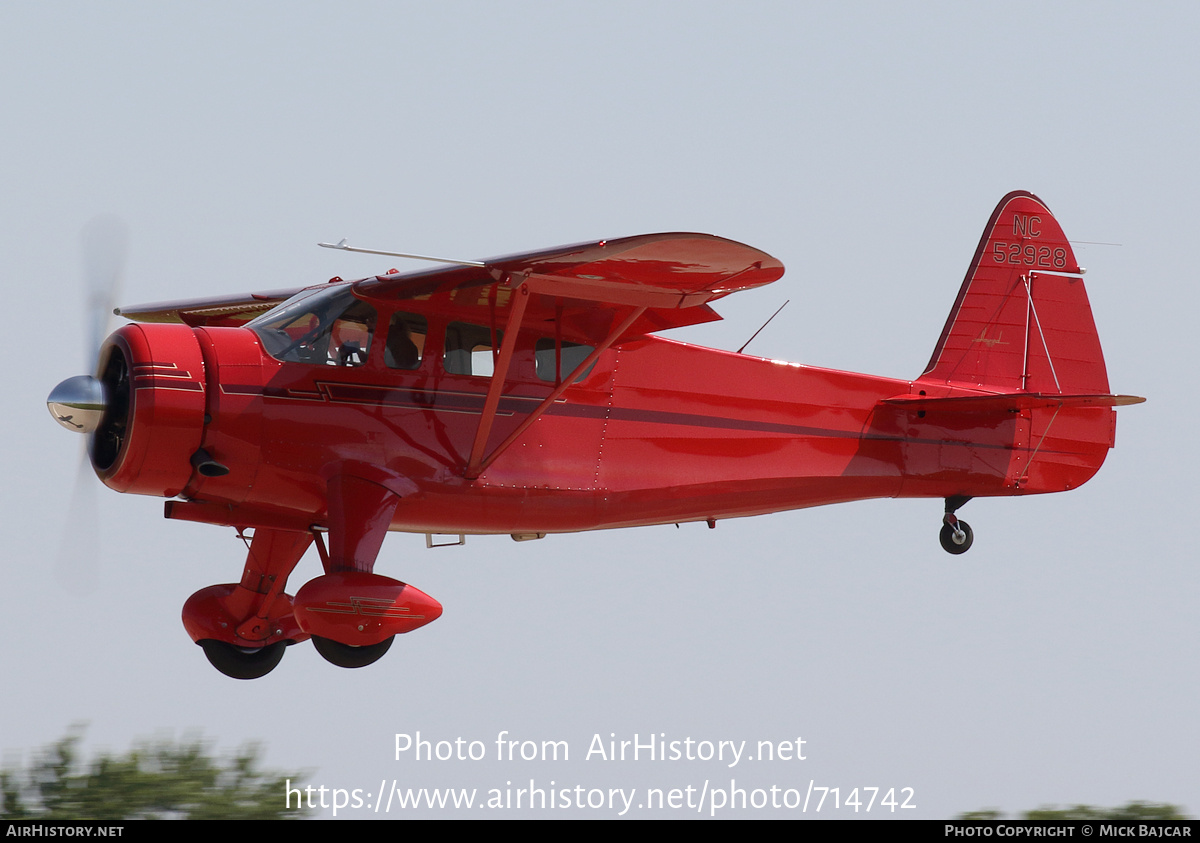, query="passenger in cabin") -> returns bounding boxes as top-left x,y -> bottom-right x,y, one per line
385,314 -> 421,370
